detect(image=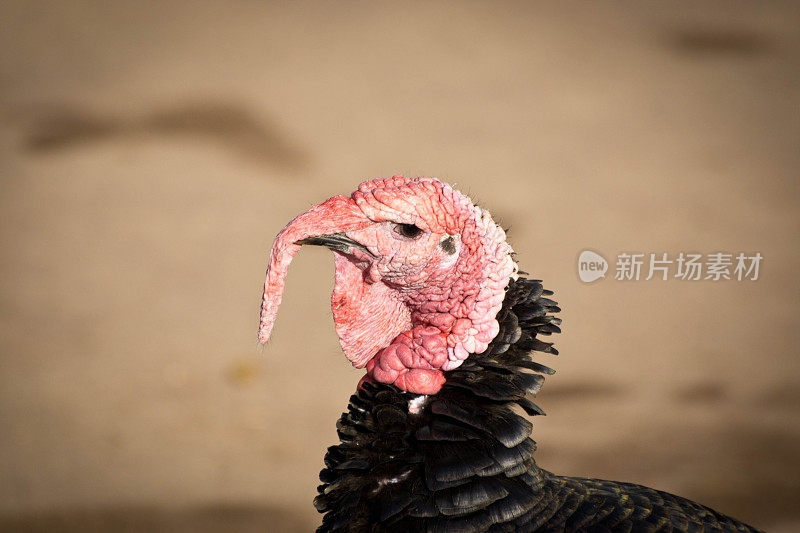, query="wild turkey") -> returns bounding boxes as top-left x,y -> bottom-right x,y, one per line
258,176 -> 761,532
